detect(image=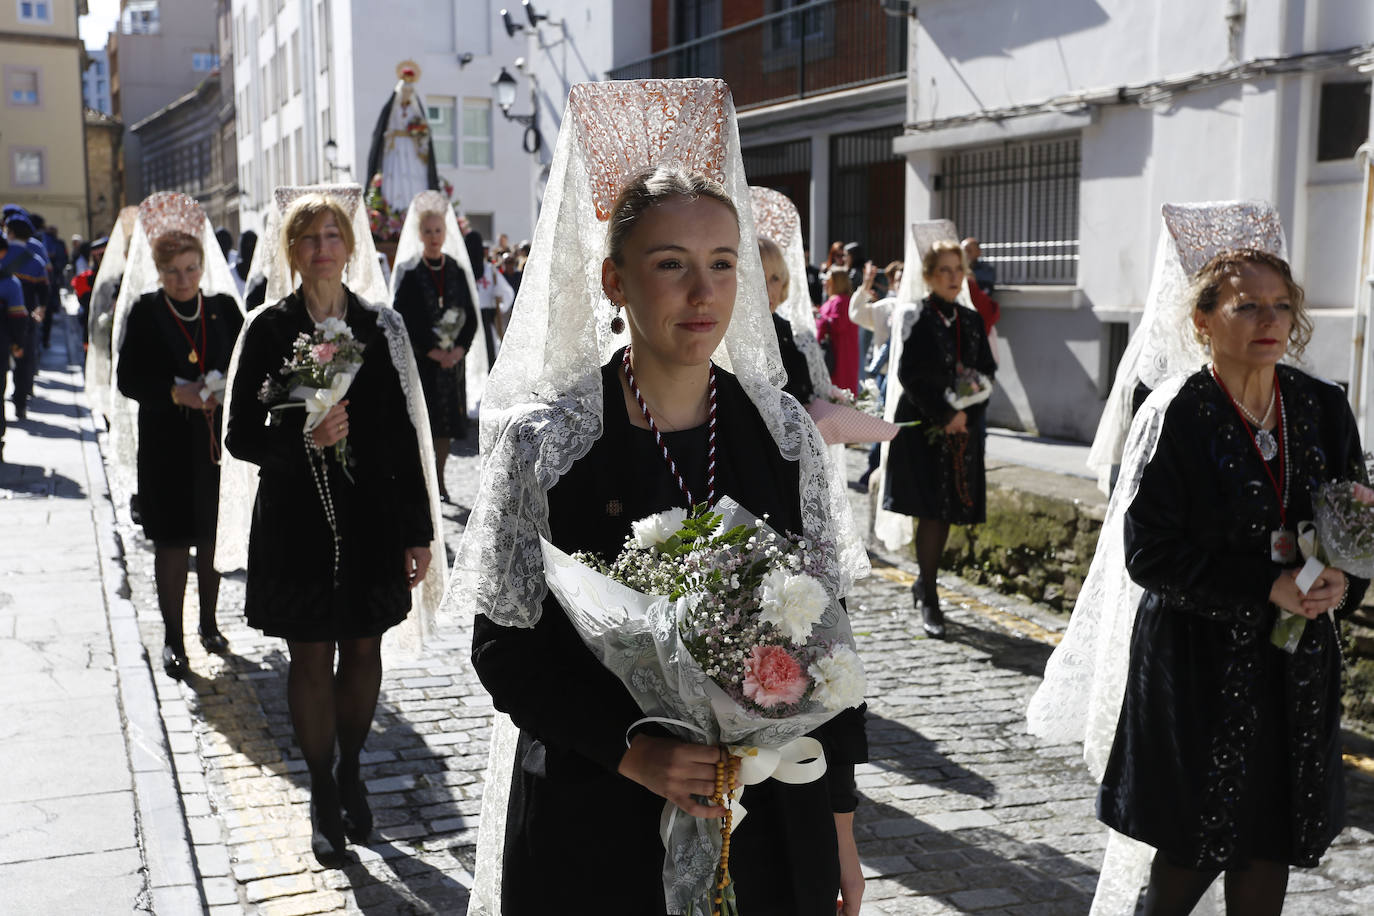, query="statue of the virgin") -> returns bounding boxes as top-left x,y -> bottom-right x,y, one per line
365,61 -> 442,240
